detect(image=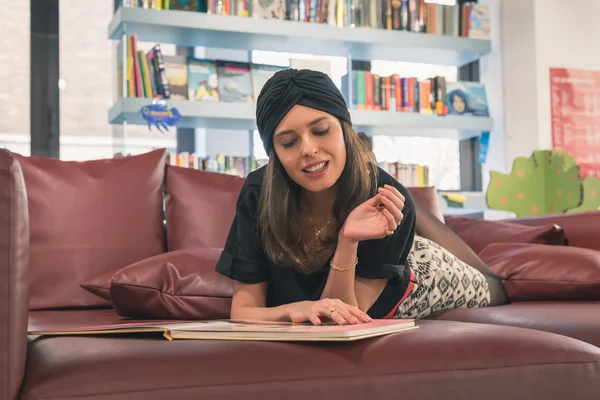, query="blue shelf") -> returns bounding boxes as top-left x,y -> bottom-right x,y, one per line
108,7 -> 492,66
108,98 -> 492,140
